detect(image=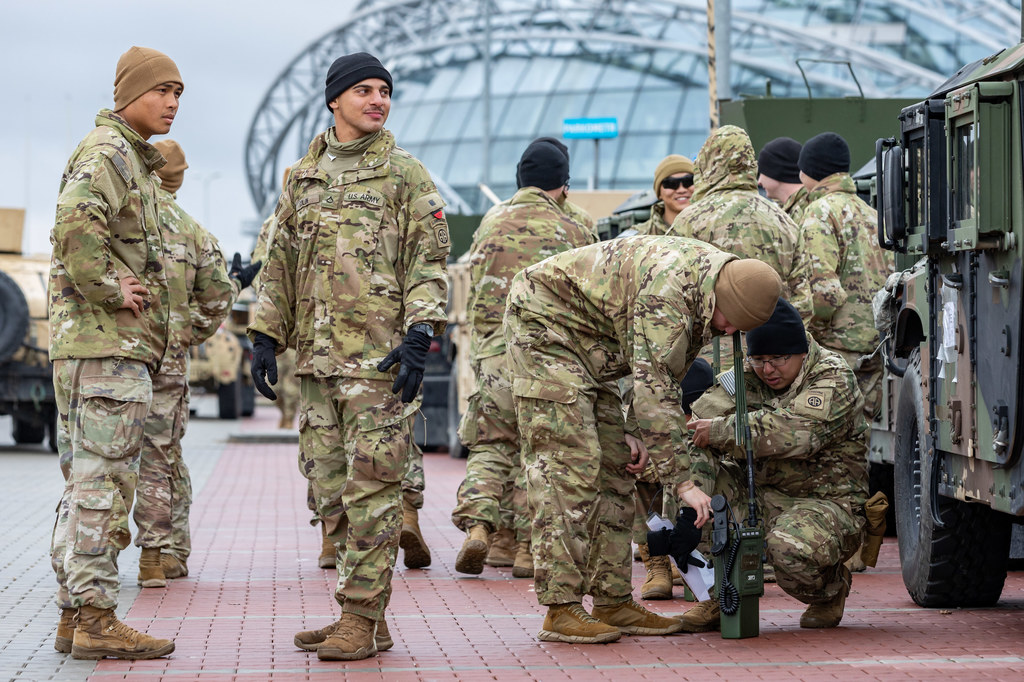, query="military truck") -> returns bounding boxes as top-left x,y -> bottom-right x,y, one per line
188,299 -> 256,420
873,31 -> 1024,606
0,208 -> 56,451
